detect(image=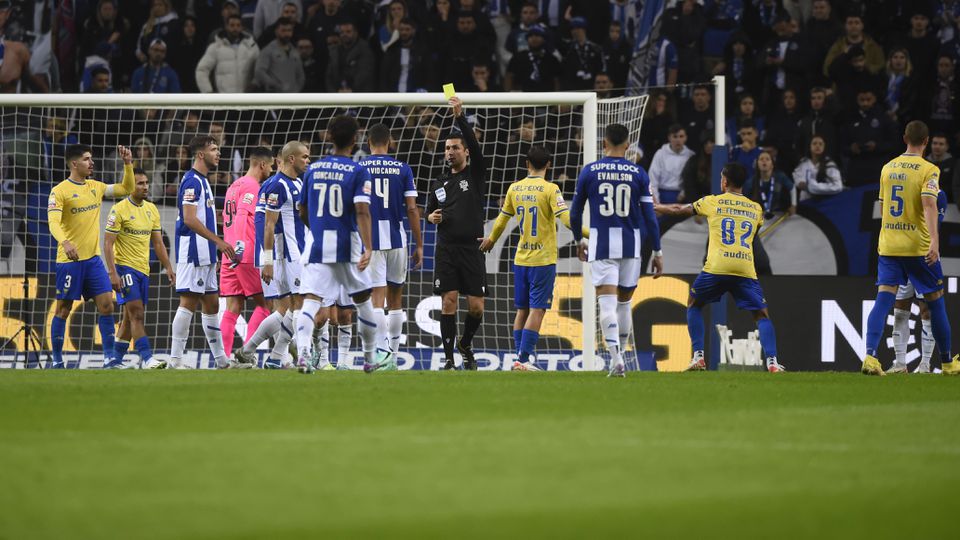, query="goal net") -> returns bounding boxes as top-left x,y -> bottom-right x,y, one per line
0,92 -> 646,370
